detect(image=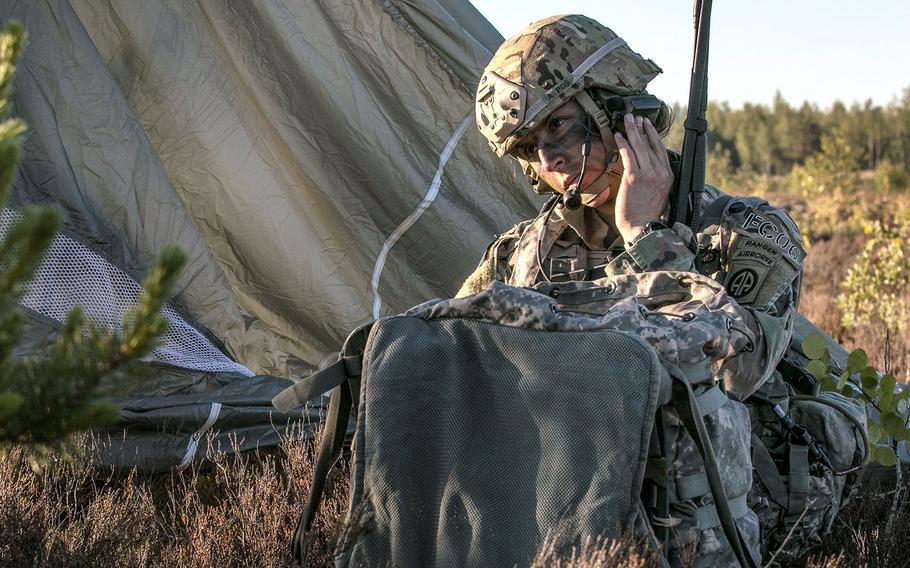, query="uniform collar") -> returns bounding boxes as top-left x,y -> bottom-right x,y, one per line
554,204 -> 621,250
